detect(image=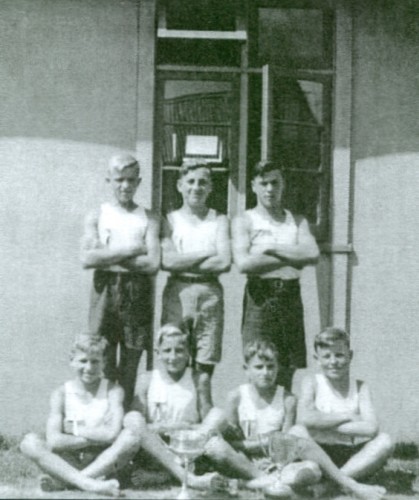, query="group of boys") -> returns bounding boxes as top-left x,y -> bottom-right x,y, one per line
21,155 -> 394,499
